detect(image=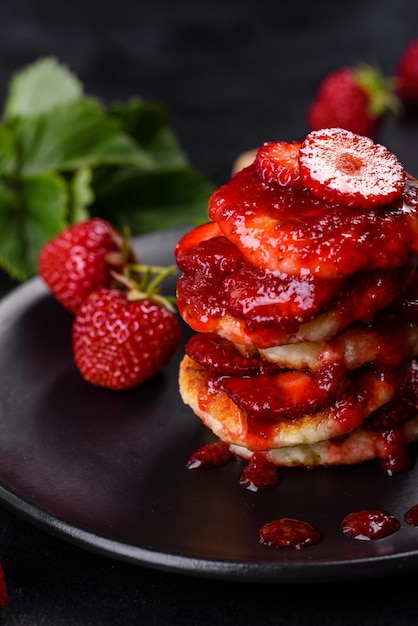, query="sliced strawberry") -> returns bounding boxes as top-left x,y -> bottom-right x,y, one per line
185,333 -> 277,376
298,128 -> 406,209
176,235 -> 243,277
174,221 -> 222,259
219,362 -> 349,421
255,141 -> 303,187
